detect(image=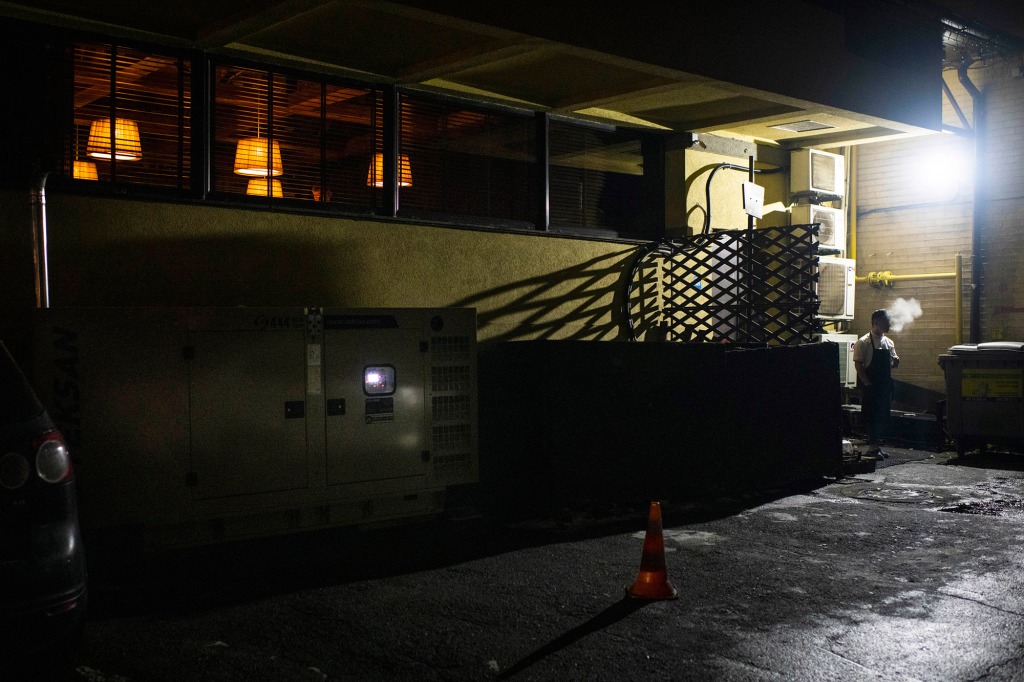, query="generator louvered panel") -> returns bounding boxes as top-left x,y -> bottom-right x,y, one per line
627,225 -> 824,345
428,325 -> 476,482
433,394 -> 471,422
431,422 -> 473,477
434,451 -> 472,469
433,424 -> 473,450
432,365 -> 471,393
432,335 -> 471,361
